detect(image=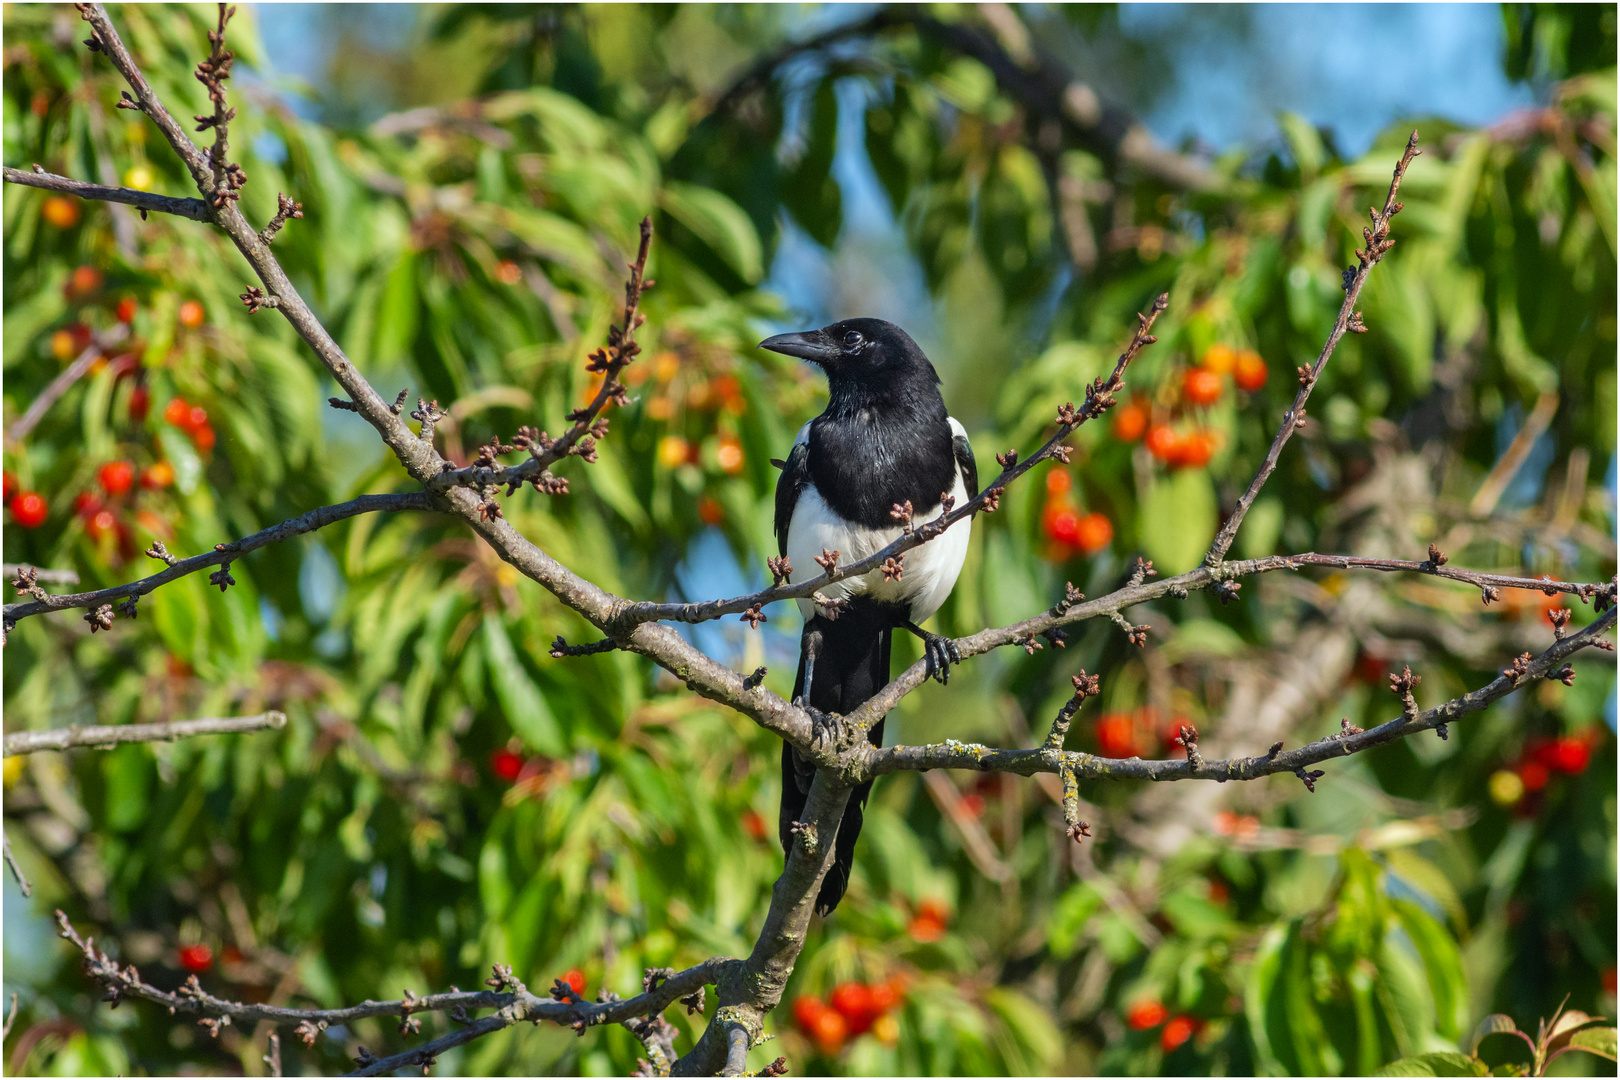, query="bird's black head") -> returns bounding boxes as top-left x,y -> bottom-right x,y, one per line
759,318 -> 937,389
